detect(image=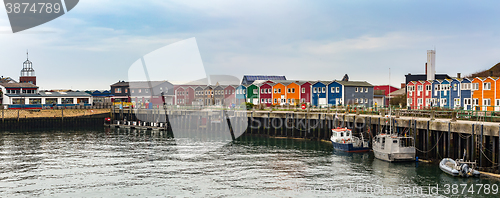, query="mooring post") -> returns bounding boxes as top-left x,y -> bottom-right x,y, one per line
480,124 -> 484,168
61,108 -> 64,121
448,122 -> 451,158
471,124 -> 475,161
426,121 -> 430,159
413,120 -> 417,151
